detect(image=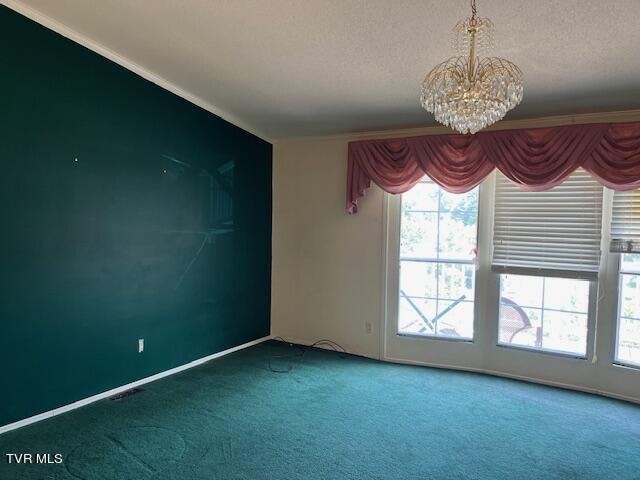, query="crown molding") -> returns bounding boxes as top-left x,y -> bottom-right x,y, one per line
5,0 -> 638,146
275,109 -> 640,144
1,0 -> 272,143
